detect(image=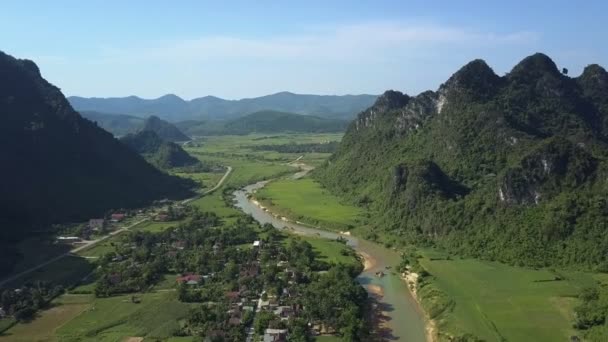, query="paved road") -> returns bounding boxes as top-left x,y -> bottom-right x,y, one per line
0,166 -> 233,288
